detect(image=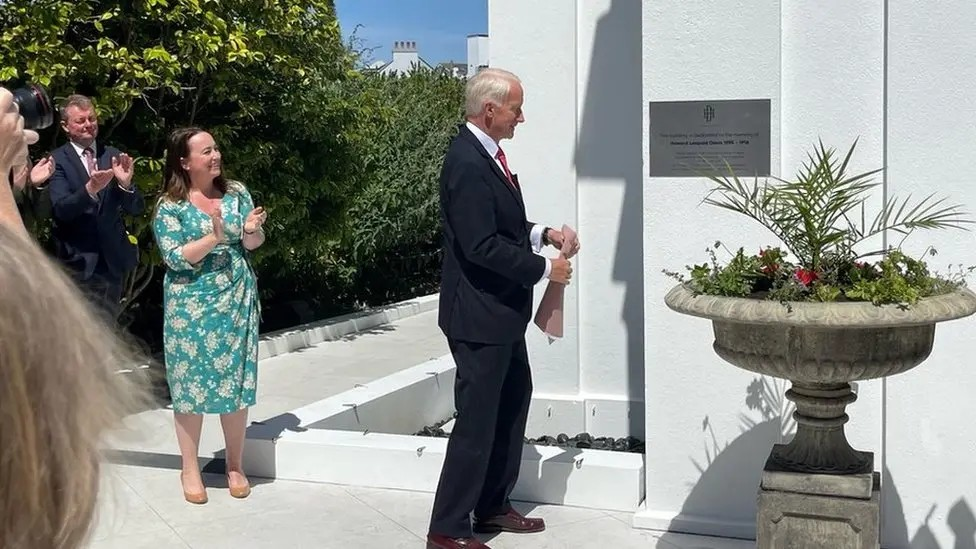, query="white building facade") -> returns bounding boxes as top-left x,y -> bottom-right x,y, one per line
371,41 -> 434,75
489,1 -> 976,547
